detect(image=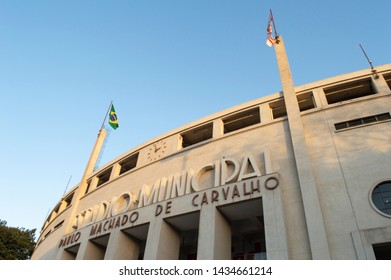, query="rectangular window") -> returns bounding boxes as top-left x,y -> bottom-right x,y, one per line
334,113 -> 391,130
223,107 -> 261,133
324,78 -> 376,104
44,230 -> 52,239
384,73 -> 391,91
119,153 -> 139,175
52,203 -> 61,216
54,220 -> 64,230
269,99 -> 287,119
64,192 -> 74,207
297,92 -> 316,112
373,242 -> 391,260
181,123 -> 213,148
85,180 -> 91,195
96,167 -> 112,188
